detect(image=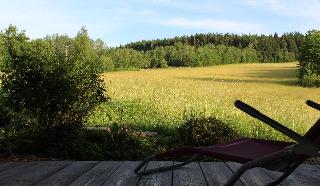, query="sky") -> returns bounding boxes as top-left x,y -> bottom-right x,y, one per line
0,0 -> 320,47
